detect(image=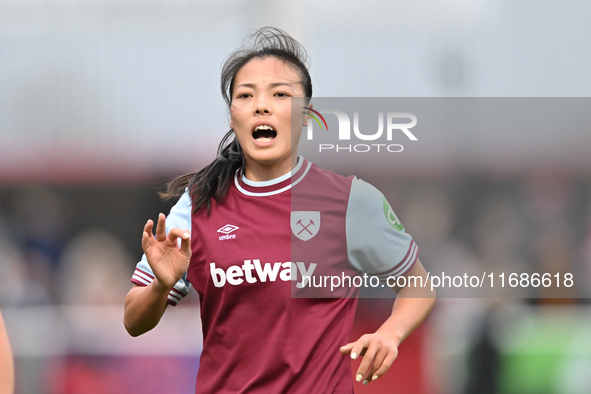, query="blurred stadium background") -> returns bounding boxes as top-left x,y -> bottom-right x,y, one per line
1,1 -> 591,393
